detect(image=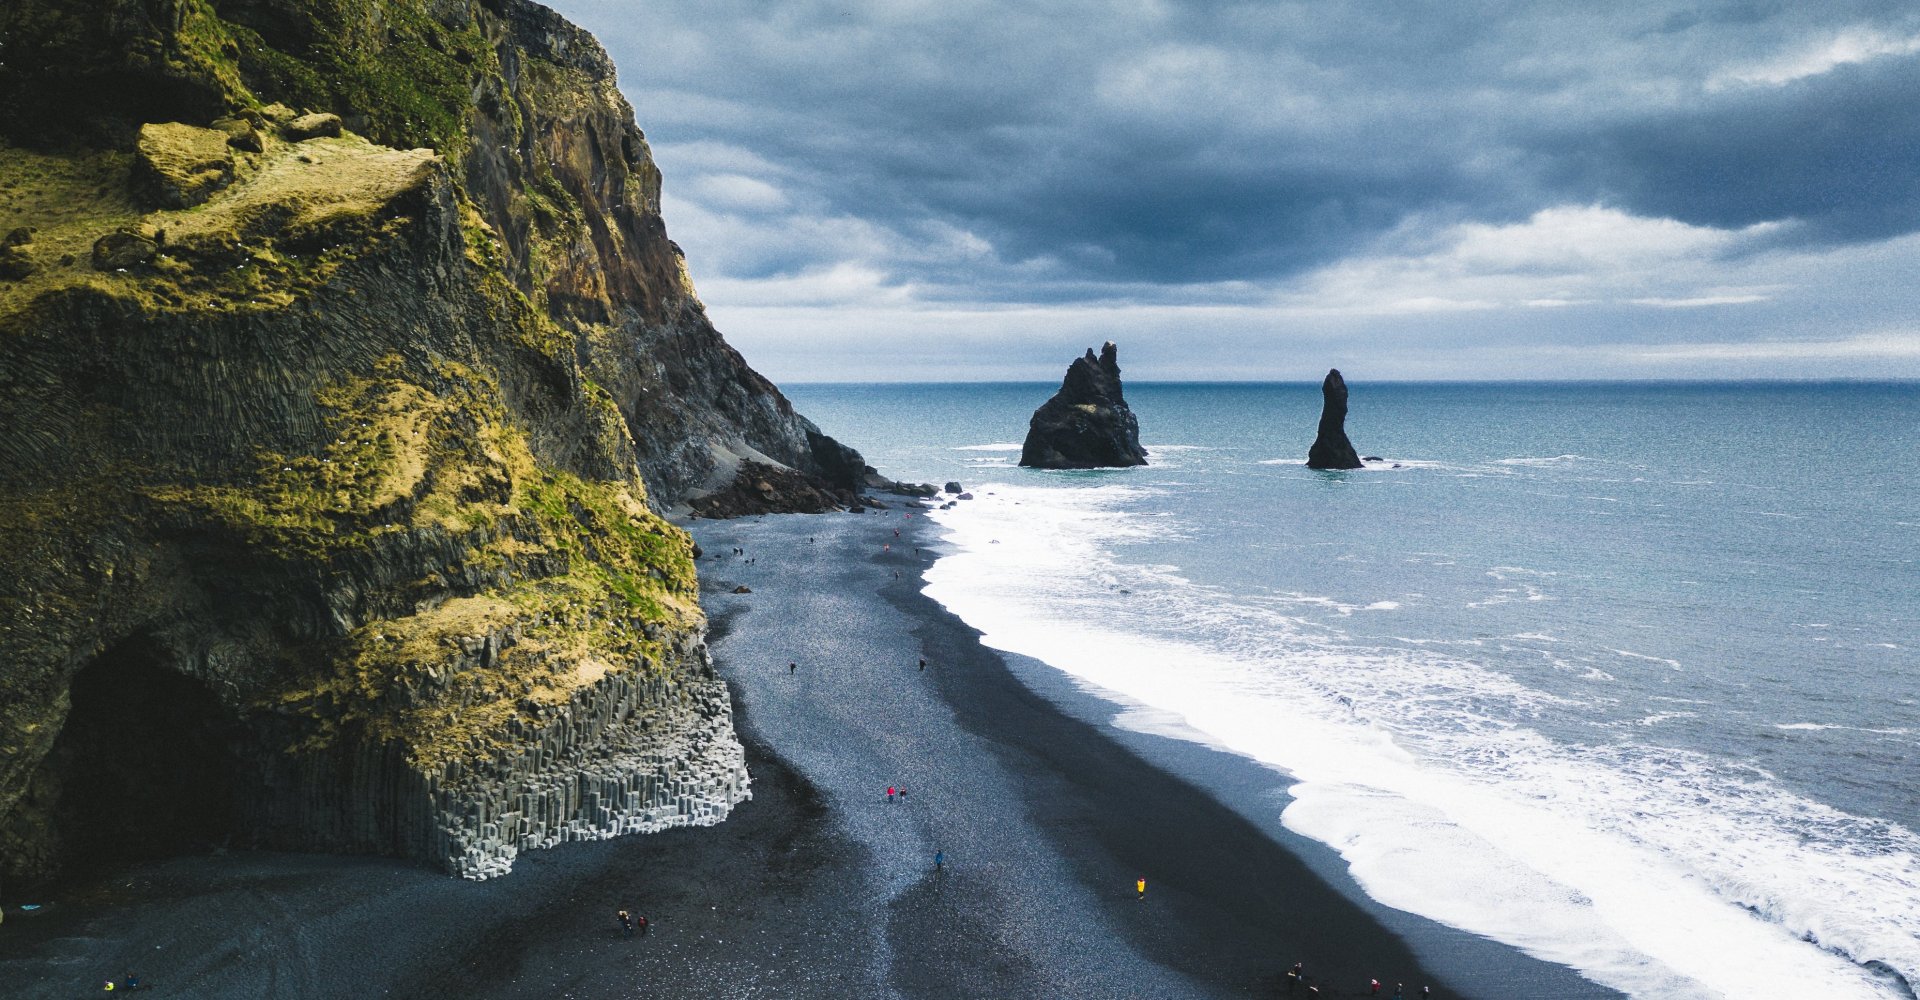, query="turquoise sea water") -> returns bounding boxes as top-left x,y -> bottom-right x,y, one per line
788,381 -> 1919,998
